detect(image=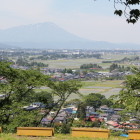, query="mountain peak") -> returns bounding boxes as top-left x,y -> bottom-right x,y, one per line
0,22 -> 87,43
